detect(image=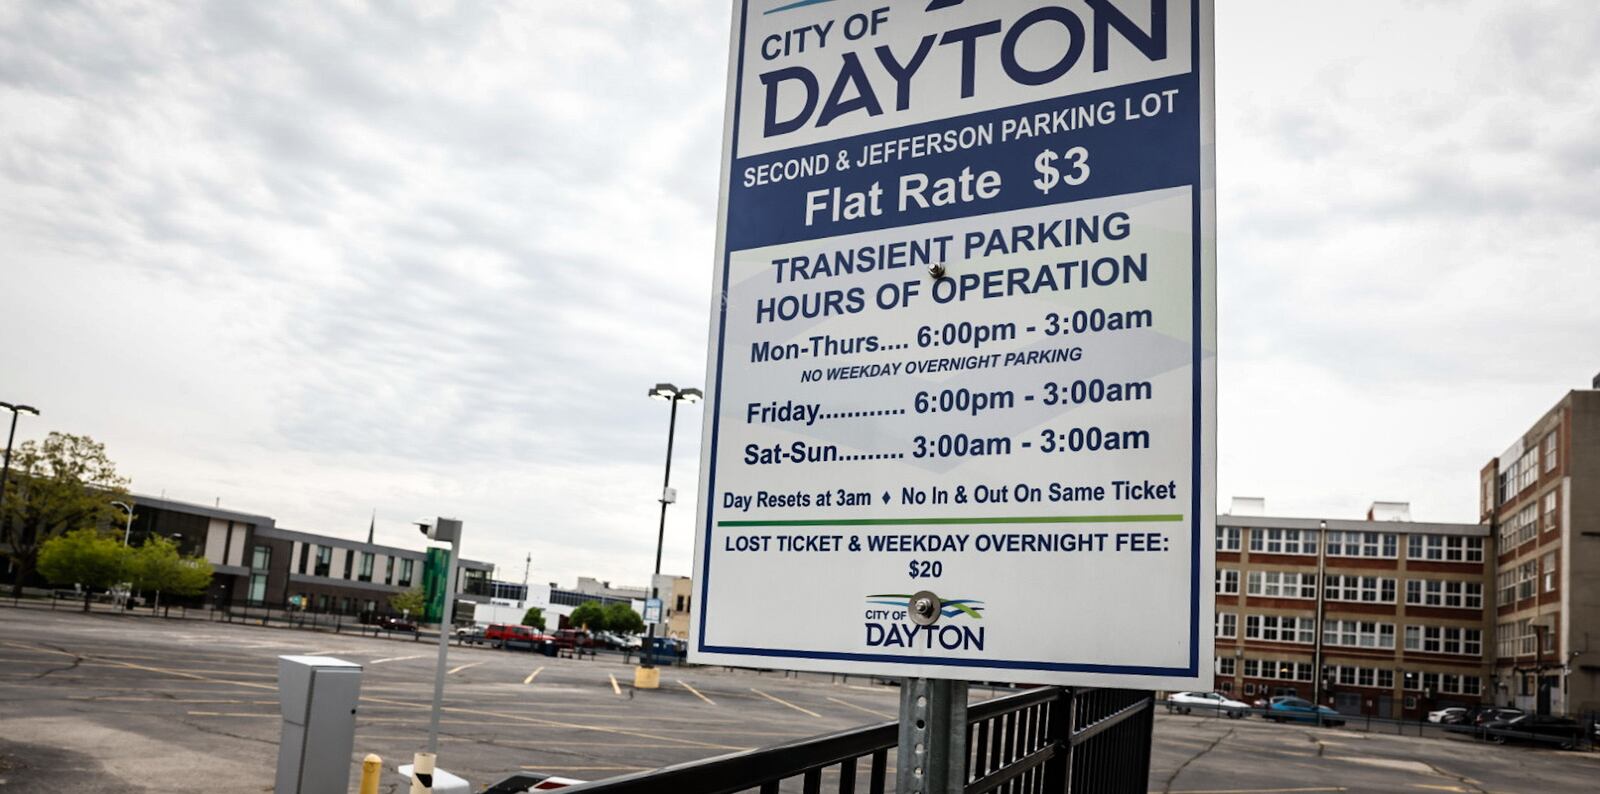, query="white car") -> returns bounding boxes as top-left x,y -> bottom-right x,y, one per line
1167,691 -> 1250,718
1428,707 -> 1467,724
